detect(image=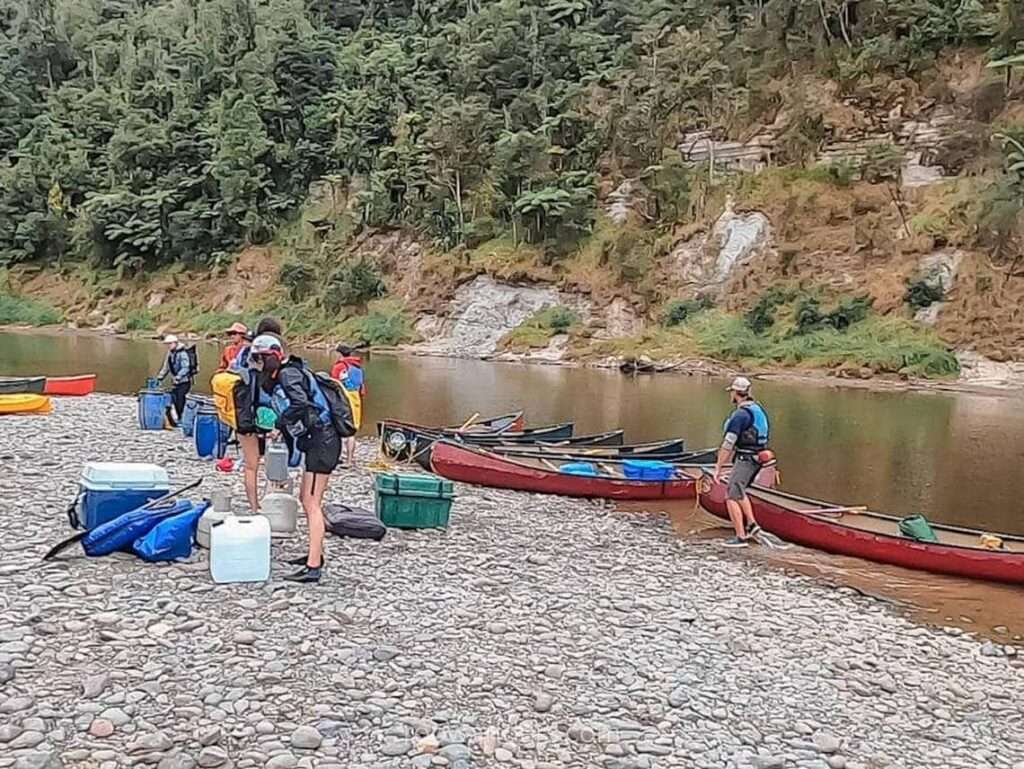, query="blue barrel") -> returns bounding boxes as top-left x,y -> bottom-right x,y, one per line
181,395 -> 212,438
138,390 -> 169,431
195,405 -> 231,459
